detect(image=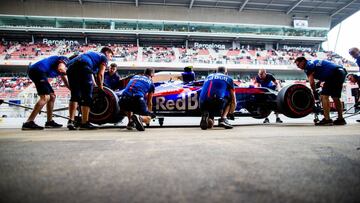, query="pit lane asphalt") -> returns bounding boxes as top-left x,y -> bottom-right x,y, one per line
0,119 -> 359,203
